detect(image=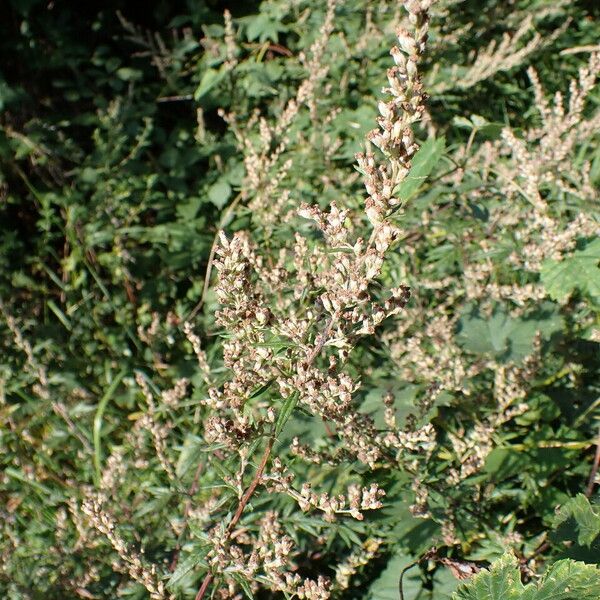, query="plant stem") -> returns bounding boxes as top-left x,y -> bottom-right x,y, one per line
195,436 -> 275,600
399,559 -> 419,600
585,425 -> 600,498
